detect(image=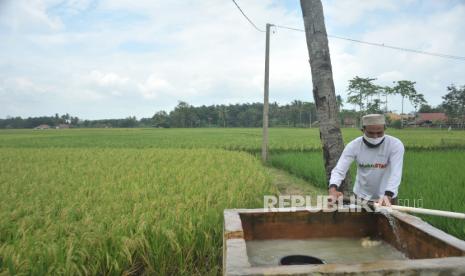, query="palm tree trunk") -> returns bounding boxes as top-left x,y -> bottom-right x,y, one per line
300,0 -> 351,196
